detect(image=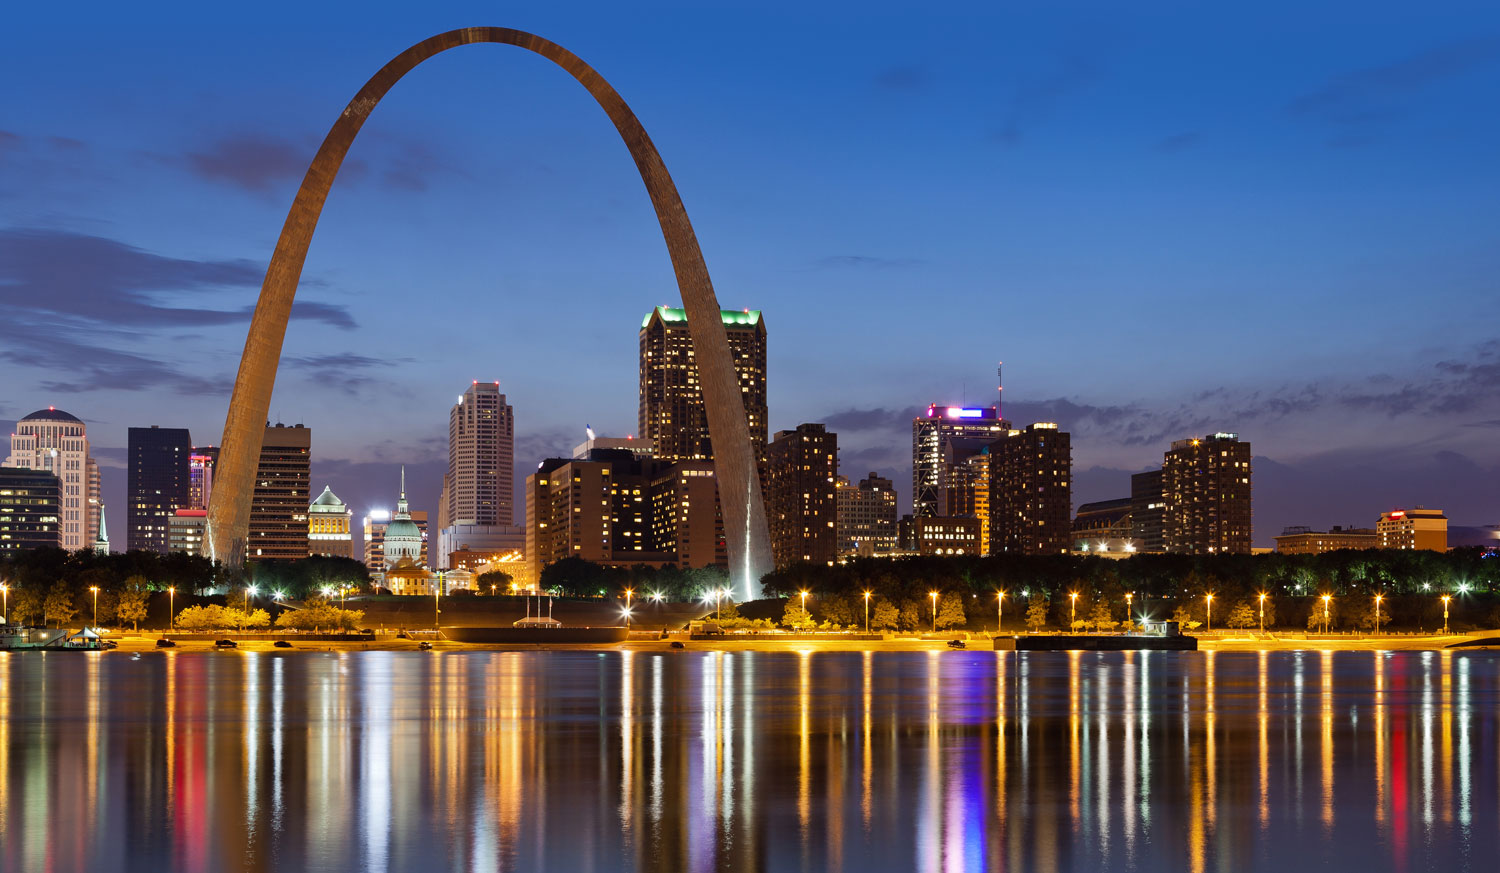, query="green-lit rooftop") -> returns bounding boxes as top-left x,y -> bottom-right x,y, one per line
642,306 -> 762,328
